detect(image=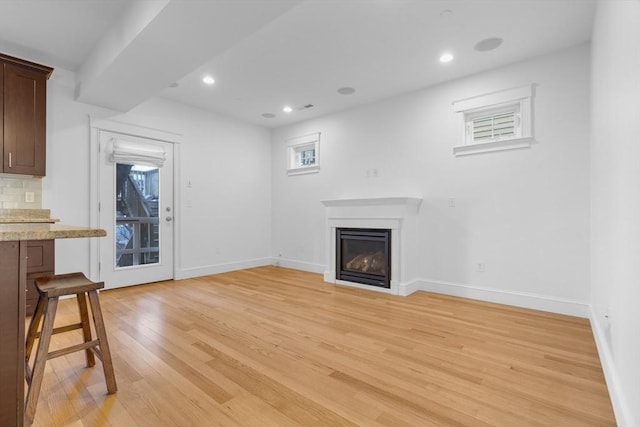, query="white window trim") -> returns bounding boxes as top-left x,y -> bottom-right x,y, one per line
452,84 -> 534,156
287,132 -> 320,175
